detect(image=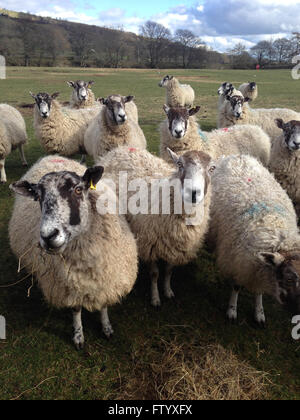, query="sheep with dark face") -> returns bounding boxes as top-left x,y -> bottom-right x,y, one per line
99,147 -> 214,307
160,105 -> 271,167
67,80 -> 97,109
159,75 -> 195,108
269,119 -> 300,216
239,82 -> 258,102
210,155 -> 300,324
218,90 -> 300,141
9,156 -> 138,349
31,92 -> 100,157
84,94 -> 146,162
